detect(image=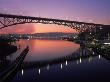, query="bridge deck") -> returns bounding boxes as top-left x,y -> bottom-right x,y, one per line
0,13 -> 105,26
